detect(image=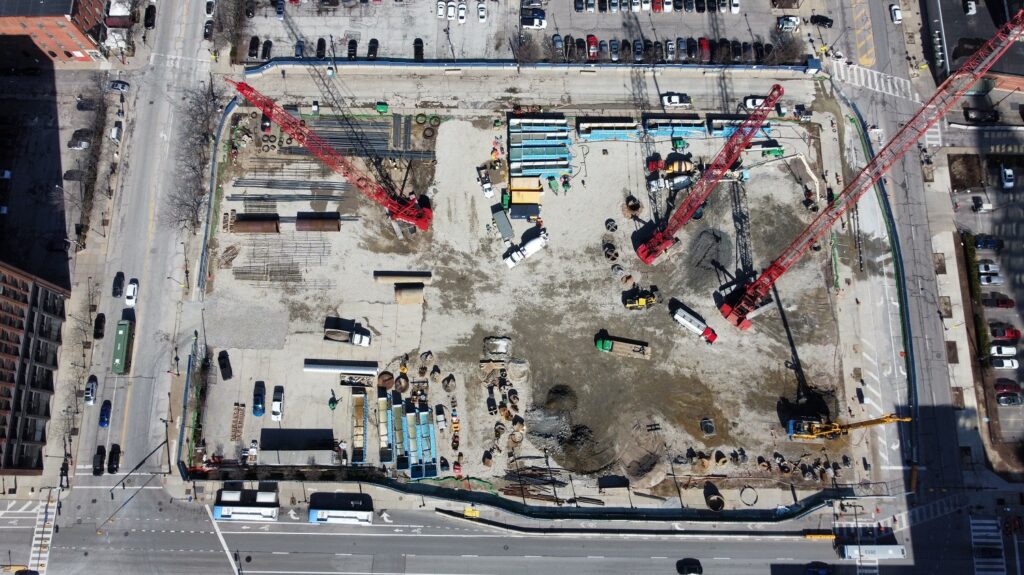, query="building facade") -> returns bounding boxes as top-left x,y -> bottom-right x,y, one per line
0,0 -> 107,63
0,261 -> 67,473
